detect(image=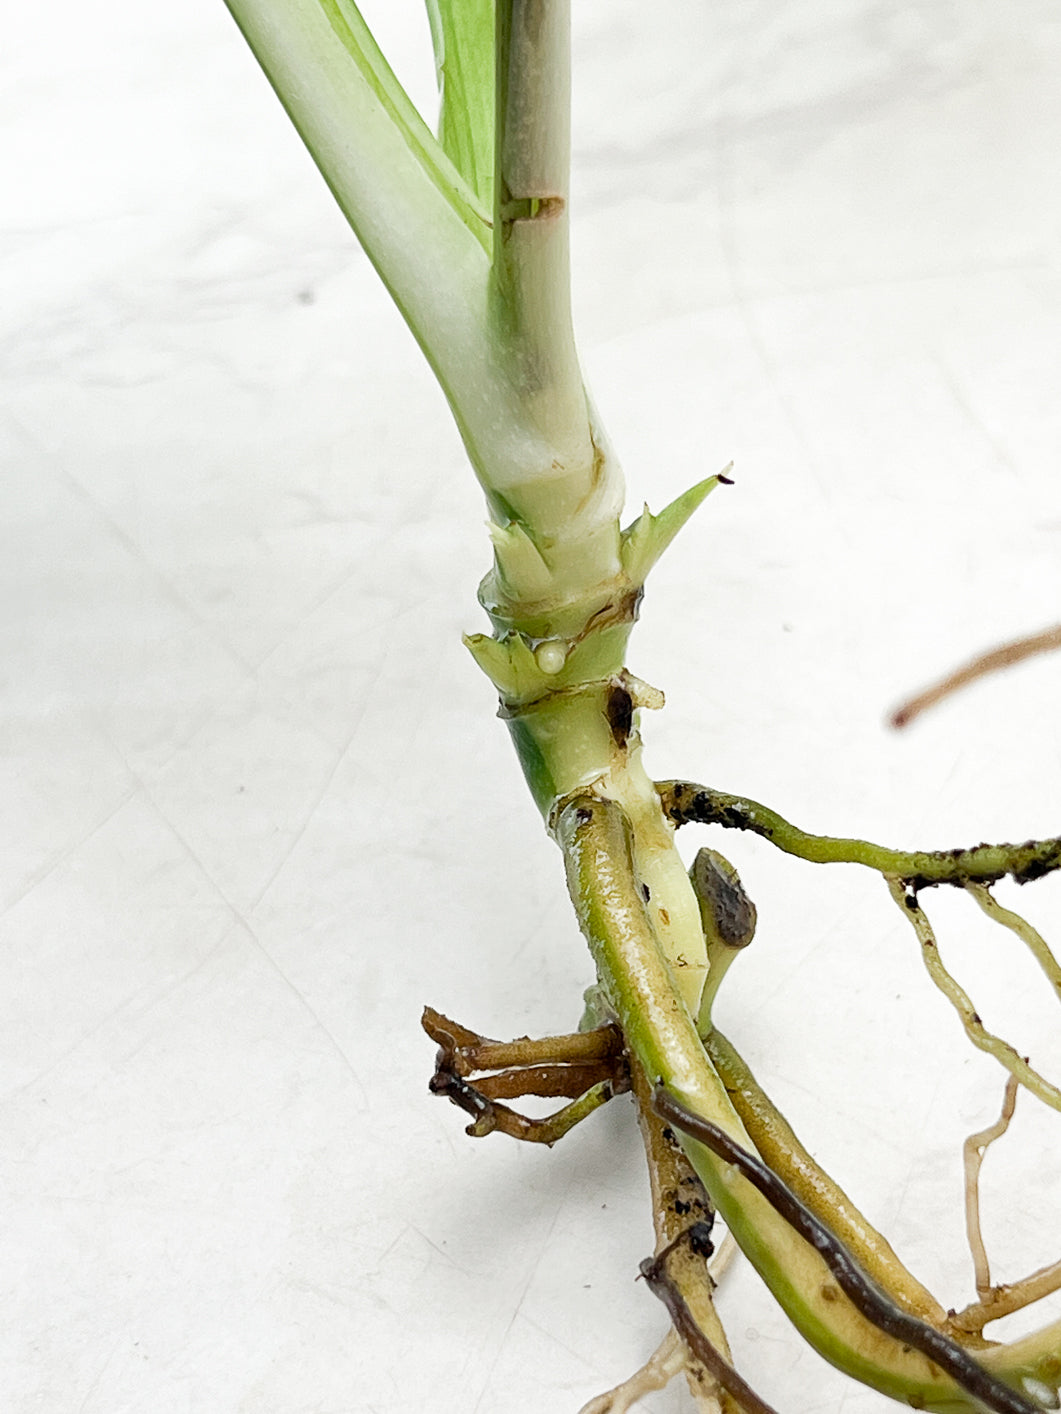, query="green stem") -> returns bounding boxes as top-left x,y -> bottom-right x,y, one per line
493,0 -> 586,462
483,0 -> 624,613
222,0 -> 623,576
425,0 -> 495,207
